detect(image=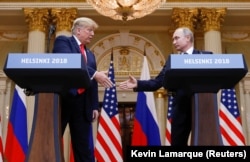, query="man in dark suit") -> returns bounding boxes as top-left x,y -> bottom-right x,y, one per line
53,17 -> 113,162
119,27 -> 213,146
